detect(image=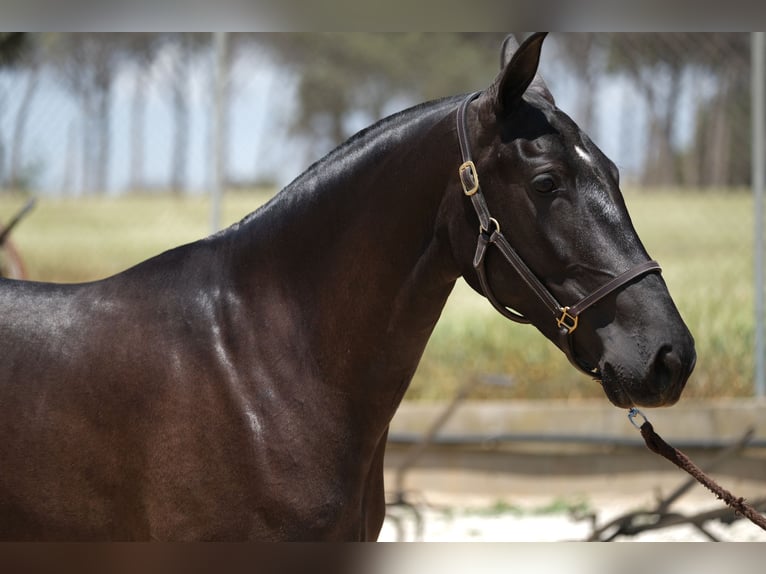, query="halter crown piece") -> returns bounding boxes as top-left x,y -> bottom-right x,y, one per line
456,92 -> 662,376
